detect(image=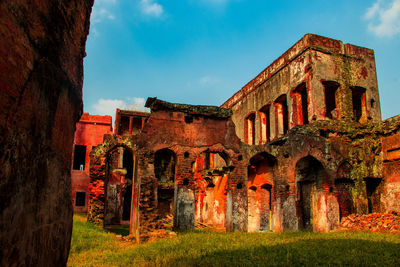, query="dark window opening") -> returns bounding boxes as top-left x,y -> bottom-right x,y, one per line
131,117 -> 142,135
236,183 -> 243,189
73,145 -> 86,170
370,99 -> 375,108
75,192 -> 86,207
300,85 -> 309,124
245,113 -> 256,145
119,116 -> 130,135
351,86 -> 366,122
322,81 -> 339,119
364,178 -> 382,213
295,156 -> 326,231
122,149 -> 133,221
154,149 -> 176,186
294,83 -> 309,125
184,151 -> 190,158
183,178 -> 189,186
184,115 -> 193,124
